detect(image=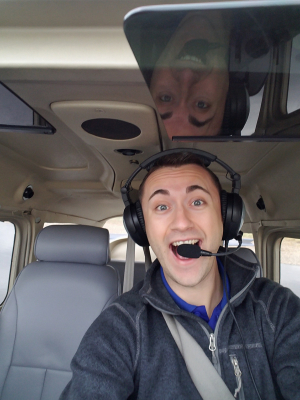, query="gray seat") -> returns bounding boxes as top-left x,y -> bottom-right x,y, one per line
110,260 -> 146,291
234,247 -> 263,277
0,225 -> 120,400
